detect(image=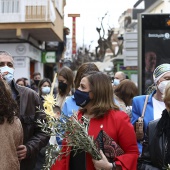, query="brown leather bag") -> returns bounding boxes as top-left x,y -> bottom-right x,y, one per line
135,95 -> 149,141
